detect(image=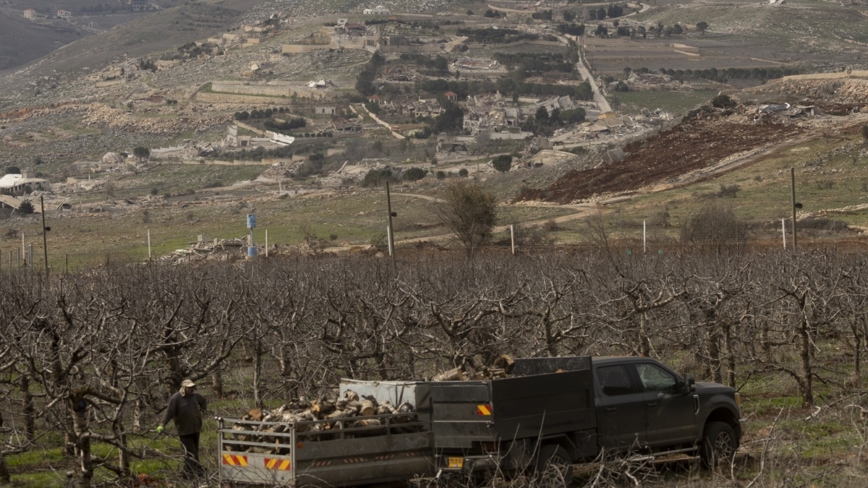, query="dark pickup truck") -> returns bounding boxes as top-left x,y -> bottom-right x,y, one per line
219,356 -> 742,486
424,356 -> 742,484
